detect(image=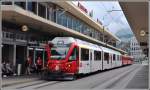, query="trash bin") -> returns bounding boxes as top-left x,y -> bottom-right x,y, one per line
17,64 -> 22,75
